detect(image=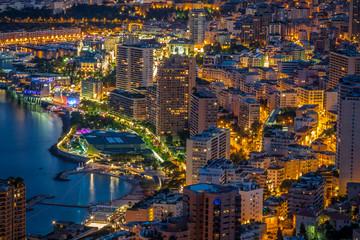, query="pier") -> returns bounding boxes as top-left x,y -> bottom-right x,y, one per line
39,202 -> 90,208
55,168 -> 104,181
26,195 -> 55,211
